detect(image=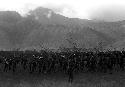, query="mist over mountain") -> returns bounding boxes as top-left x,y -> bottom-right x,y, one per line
89,5 -> 125,22
0,7 -> 124,50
